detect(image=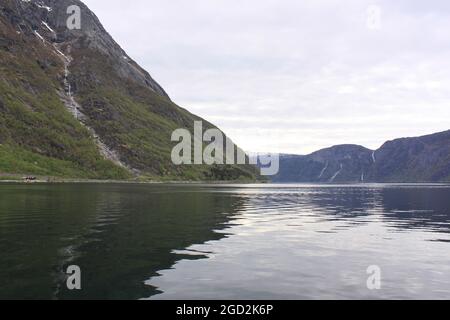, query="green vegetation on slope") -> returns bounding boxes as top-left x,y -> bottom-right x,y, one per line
0,4 -> 261,181
0,26 -> 130,179
0,144 -> 128,179
68,46 -> 261,181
